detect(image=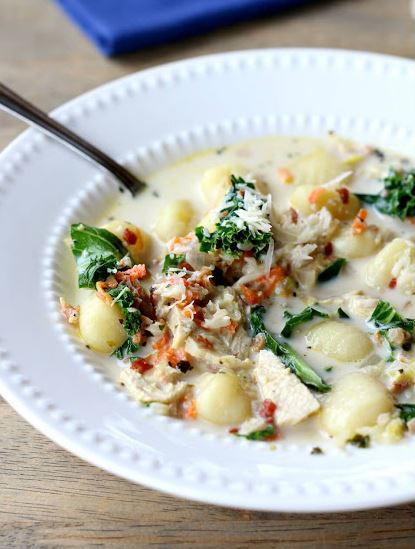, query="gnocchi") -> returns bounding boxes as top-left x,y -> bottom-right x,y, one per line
199,164 -> 242,206
196,369 -> 251,425
332,226 -> 381,258
289,185 -> 360,220
154,199 -> 195,242
321,373 -> 394,441
306,320 -> 373,362
287,147 -> 348,186
104,219 -> 148,263
79,292 -> 127,353
365,238 -> 413,289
